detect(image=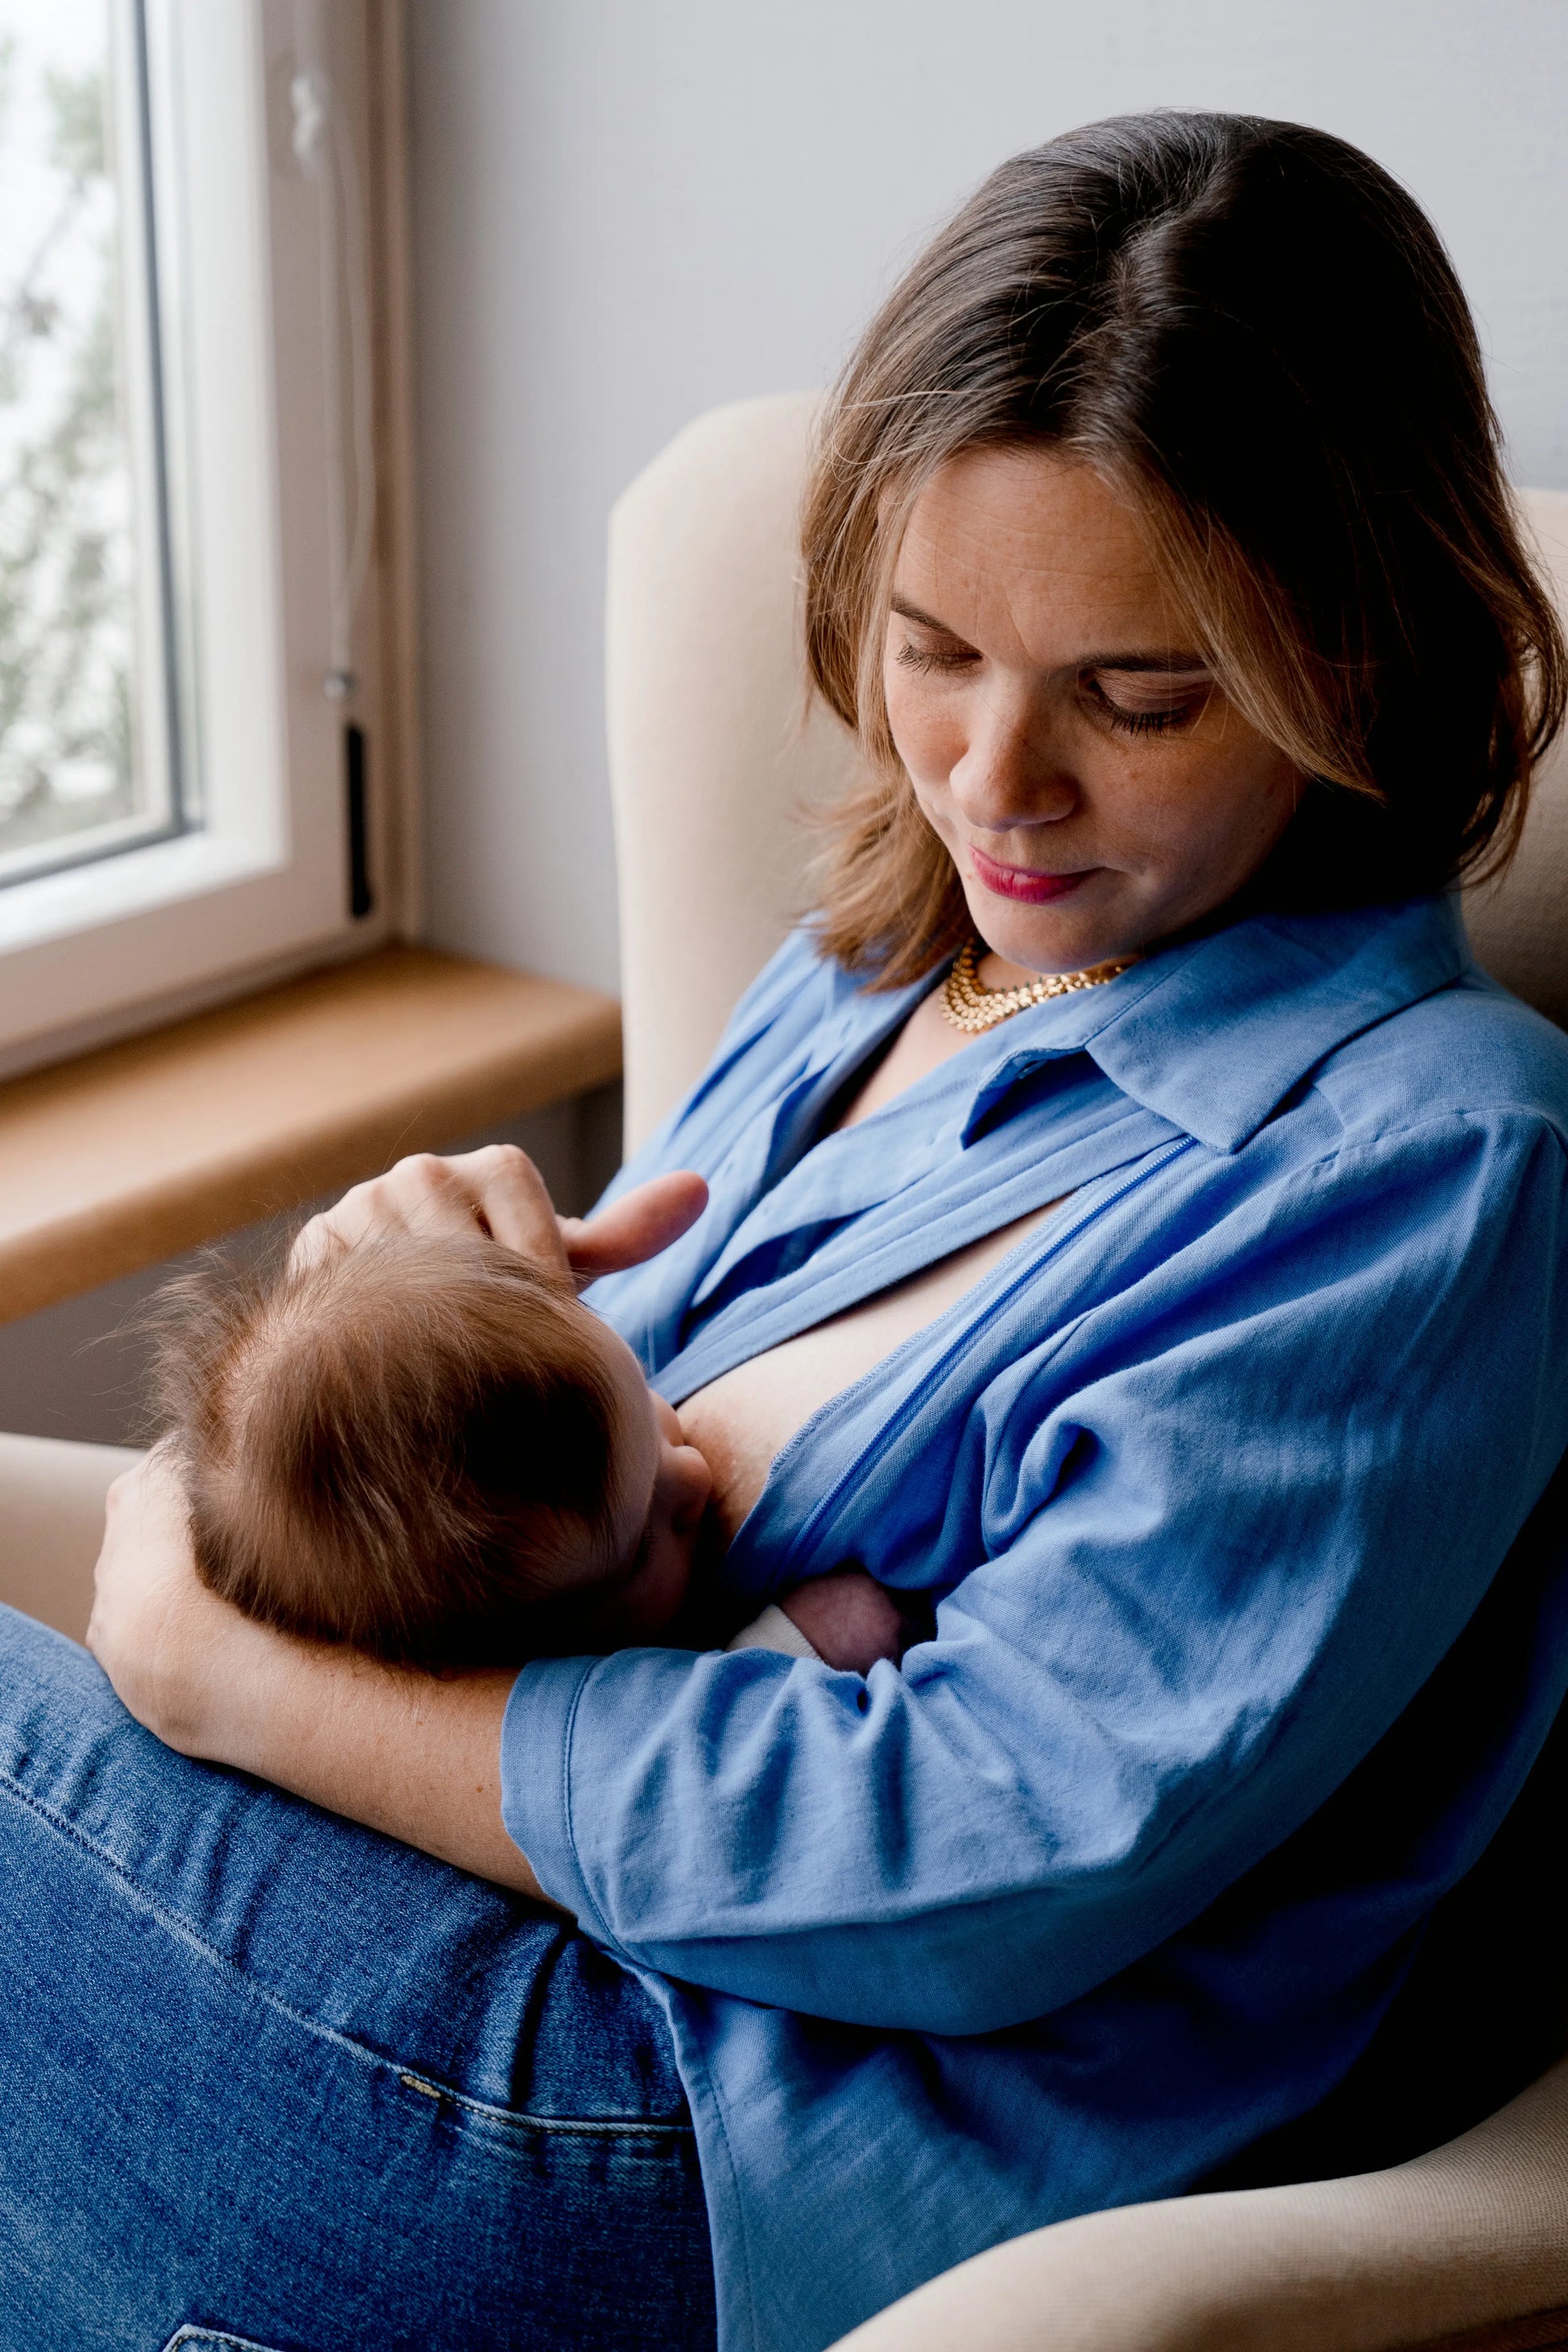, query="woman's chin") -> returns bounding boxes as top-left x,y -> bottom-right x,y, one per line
964,883 -> 1148,979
